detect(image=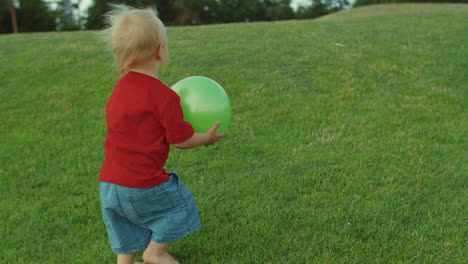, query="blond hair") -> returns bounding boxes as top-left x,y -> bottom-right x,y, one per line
101,4 -> 167,73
